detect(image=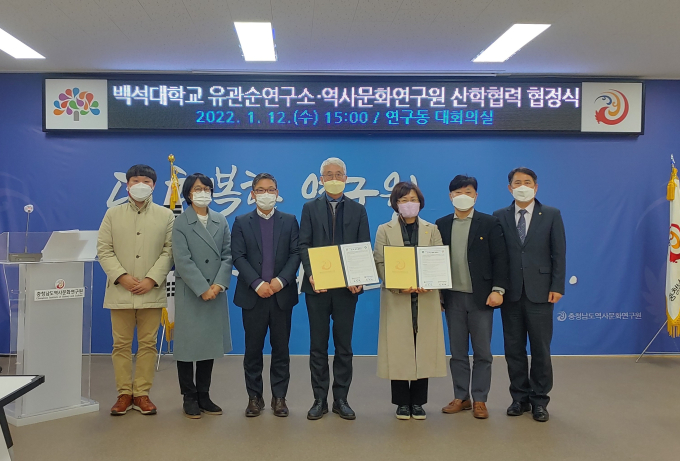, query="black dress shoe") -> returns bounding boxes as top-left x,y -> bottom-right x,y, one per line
197,392 -> 222,415
411,405 -> 426,420
332,399 -> 356,420
533,405 -> 549,422
307,399 -> 328,420
183,394 -> 201,419
272,397 -> 289,417
396,405 -> 411,420
507,401 -> 532,416
245,396 -> 265,417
